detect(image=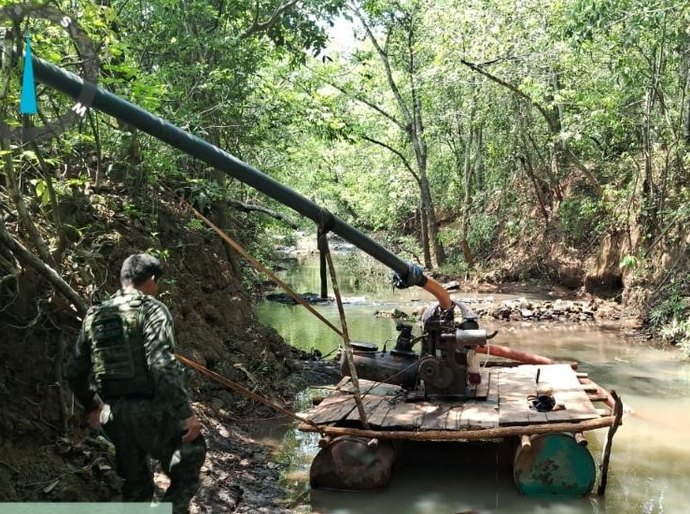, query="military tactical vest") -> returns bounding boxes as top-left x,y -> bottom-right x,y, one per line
85,294 -> 154,399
